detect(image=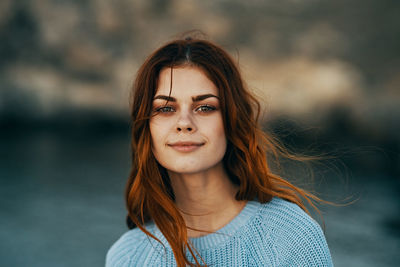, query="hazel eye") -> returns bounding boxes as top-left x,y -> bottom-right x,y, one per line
195,105 -> 216,113
155,106 -> 175,113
